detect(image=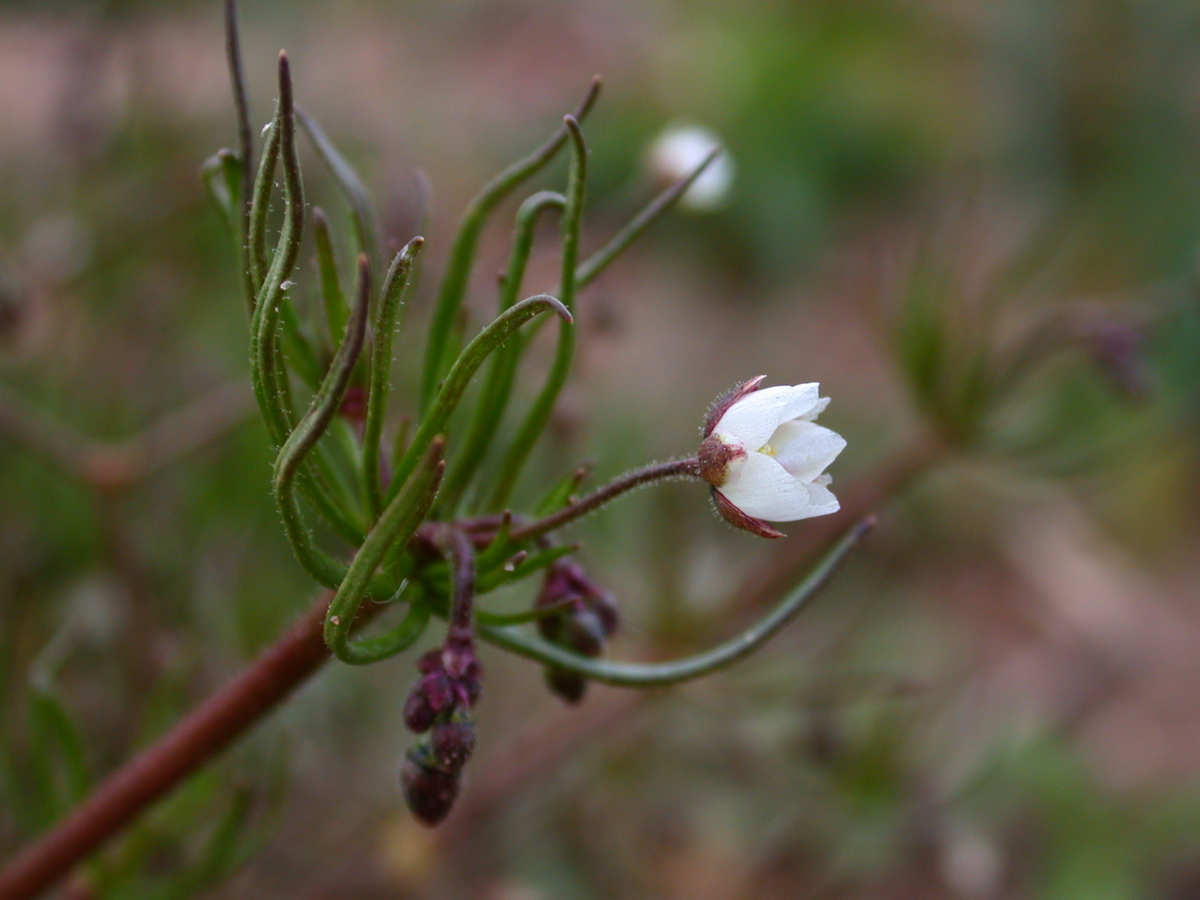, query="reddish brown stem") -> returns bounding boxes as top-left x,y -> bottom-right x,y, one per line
445,527 -> 477,632
508,457 -> 701,543
0,592 -> 356,900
